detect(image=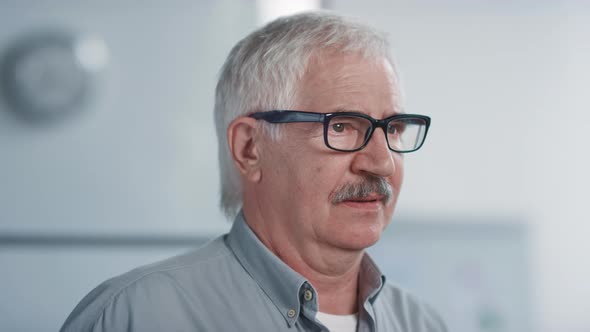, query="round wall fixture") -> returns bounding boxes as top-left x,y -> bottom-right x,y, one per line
1,30 -> 108,123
